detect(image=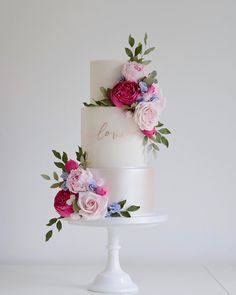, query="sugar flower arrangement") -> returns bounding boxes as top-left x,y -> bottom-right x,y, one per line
84,33 -> 171,156
42,147 -> 140,241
